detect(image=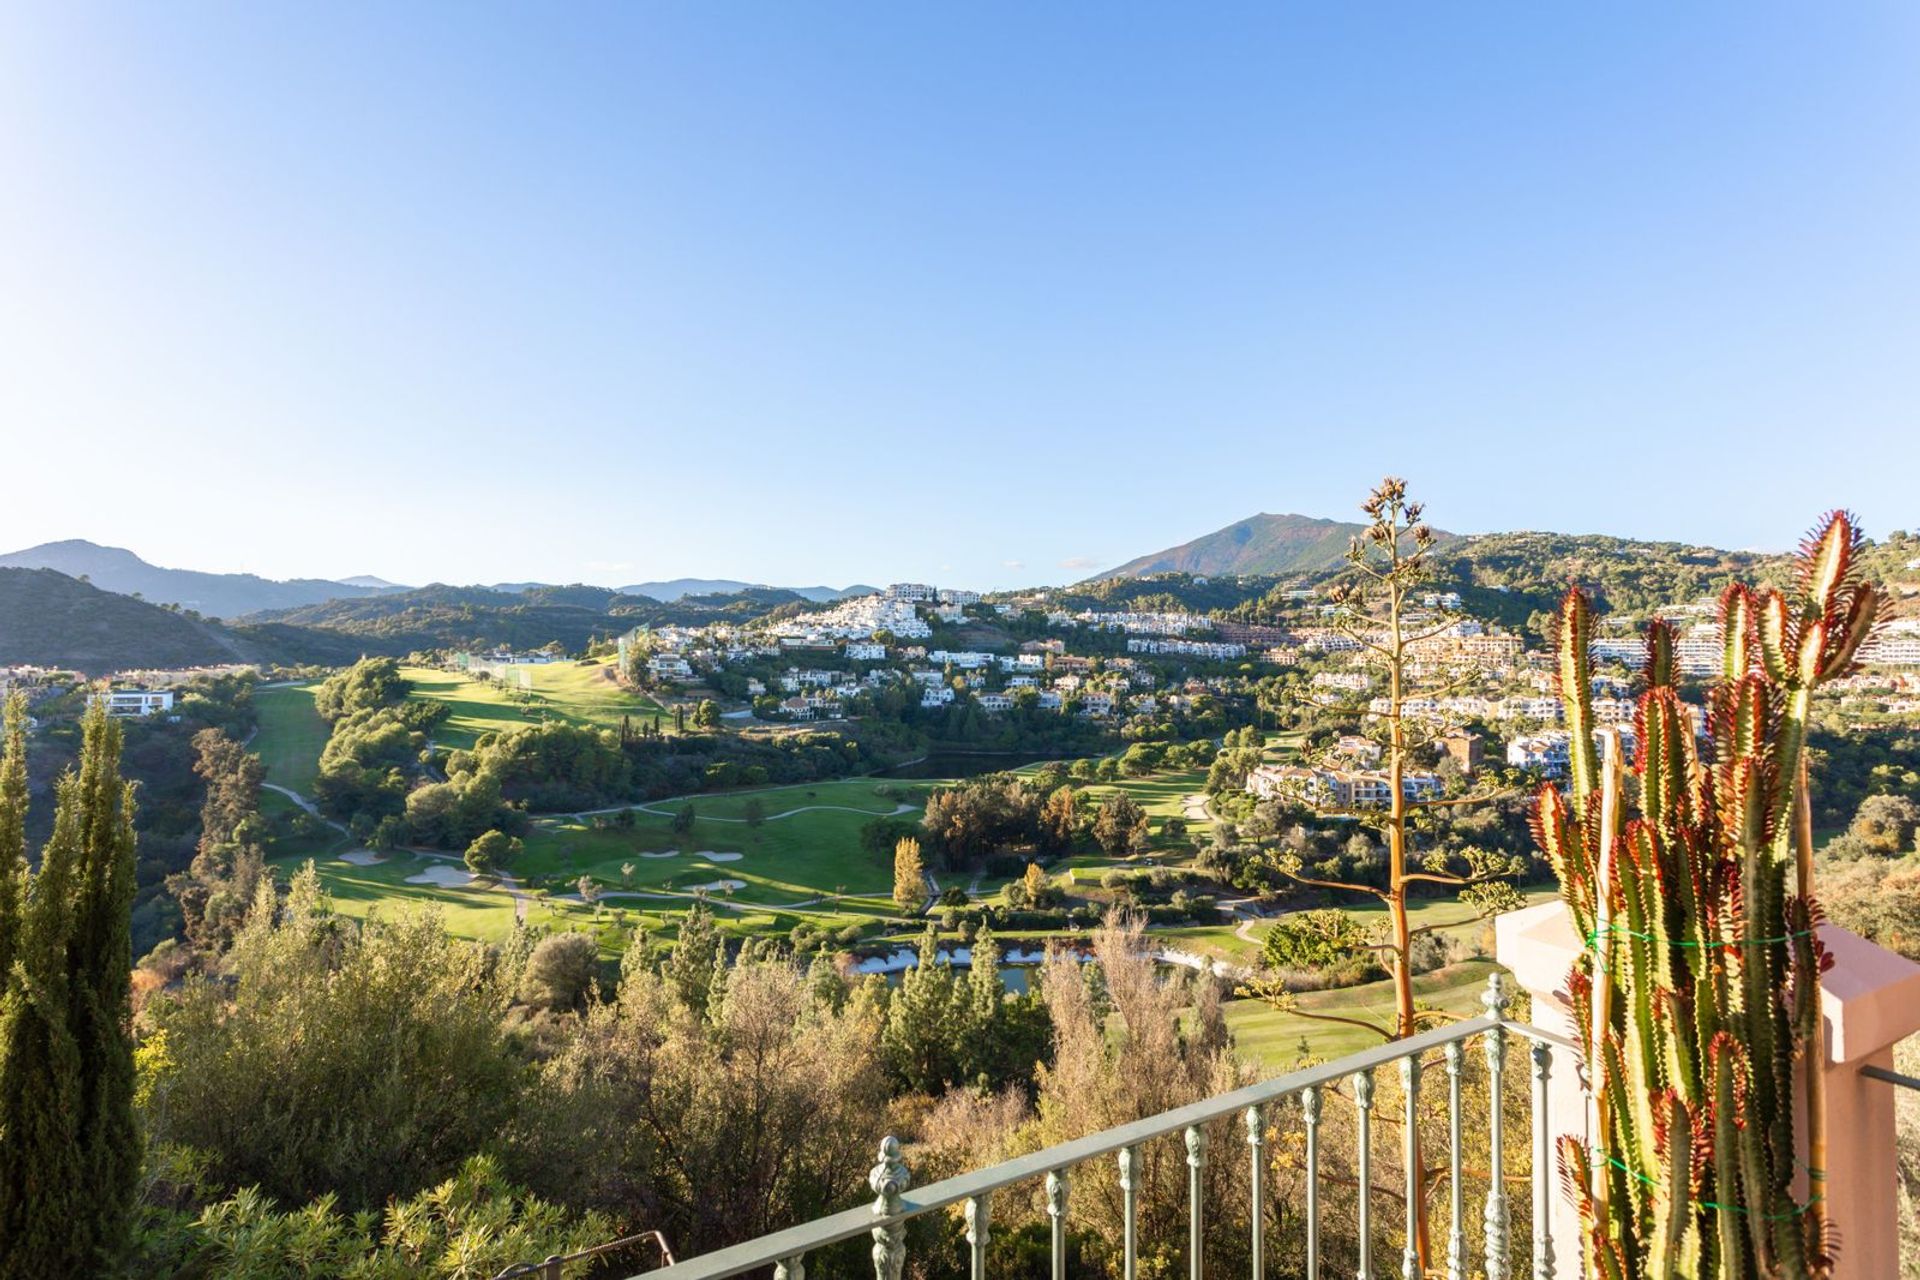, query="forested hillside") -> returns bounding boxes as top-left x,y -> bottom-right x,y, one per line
0,569 -> 249,670
245,583 -> 823,651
